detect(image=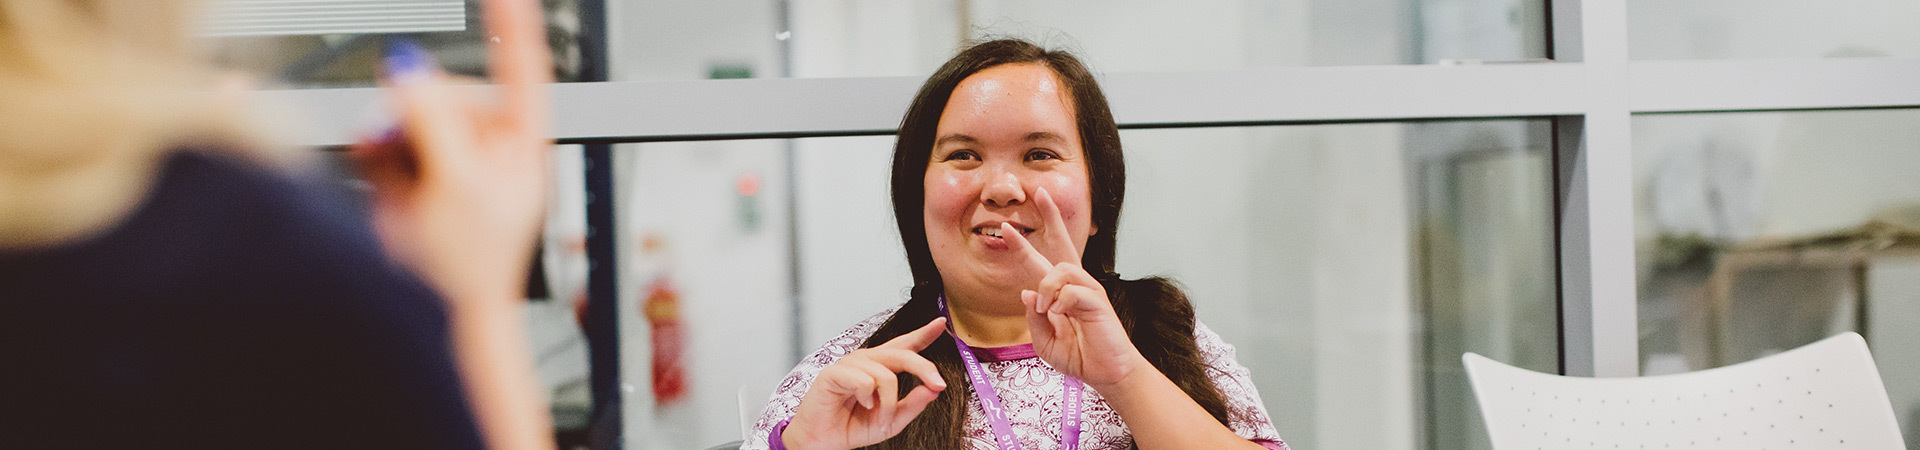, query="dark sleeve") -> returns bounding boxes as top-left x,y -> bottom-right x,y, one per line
262,266 -> 489,450
0,151 -> 488,449
224,155 -> 489,450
